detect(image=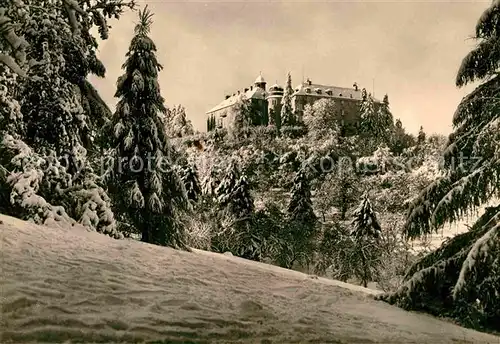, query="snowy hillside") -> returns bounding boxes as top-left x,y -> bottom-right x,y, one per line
1,215 -> 498,343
